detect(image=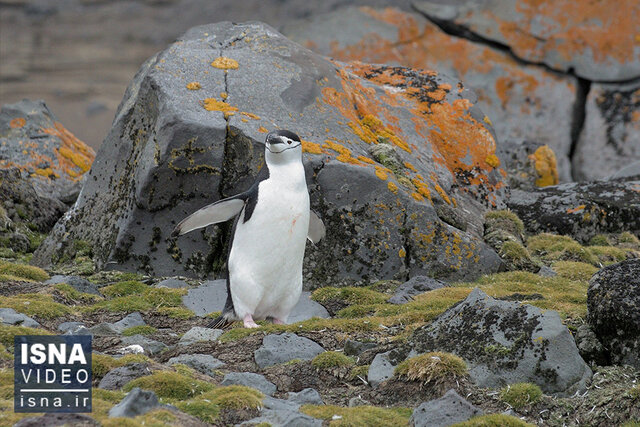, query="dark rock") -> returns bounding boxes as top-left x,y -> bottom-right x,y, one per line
287,388 -> 324,405
410,389 -> 483,427
34,21 -> 506,285
367,351 -> 396,387
112,312 -> 146,333
167,353 -> 225,376
120,334 -> 168,355
408,288 -> 591,396
262,396 -> 301,412
574,324 -> 608,366
108,387 -> 161,418
344,339 -> 377,356
13,413 -> 99,427
587,259 -> 640,368
501,141 -> 568,188
242,409 -> 323,427
254,333 -> 325,368
507,180 -> 640,243
221,372 -> 277,396
388,276 -> 448,304
287,291 -> 331,323
537,266 -> 557,278
8,232 -> 30,252
45,275 -> 101,296
0,99 -> 95,203
98,363 -> 151,390
86,322 -> 120,336
0,307 -> 40,328
574,81 -> 640,181
178,327 -> 223,346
